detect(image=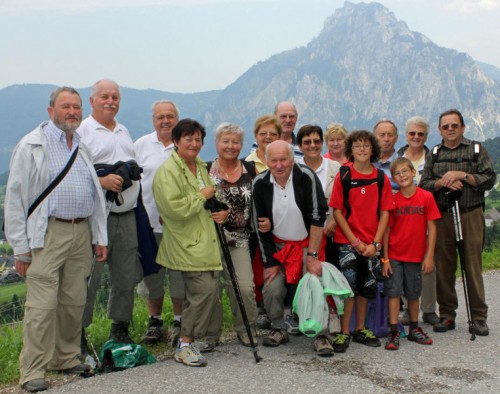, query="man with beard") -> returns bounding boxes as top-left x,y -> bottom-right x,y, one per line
5,87 -> 108,392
